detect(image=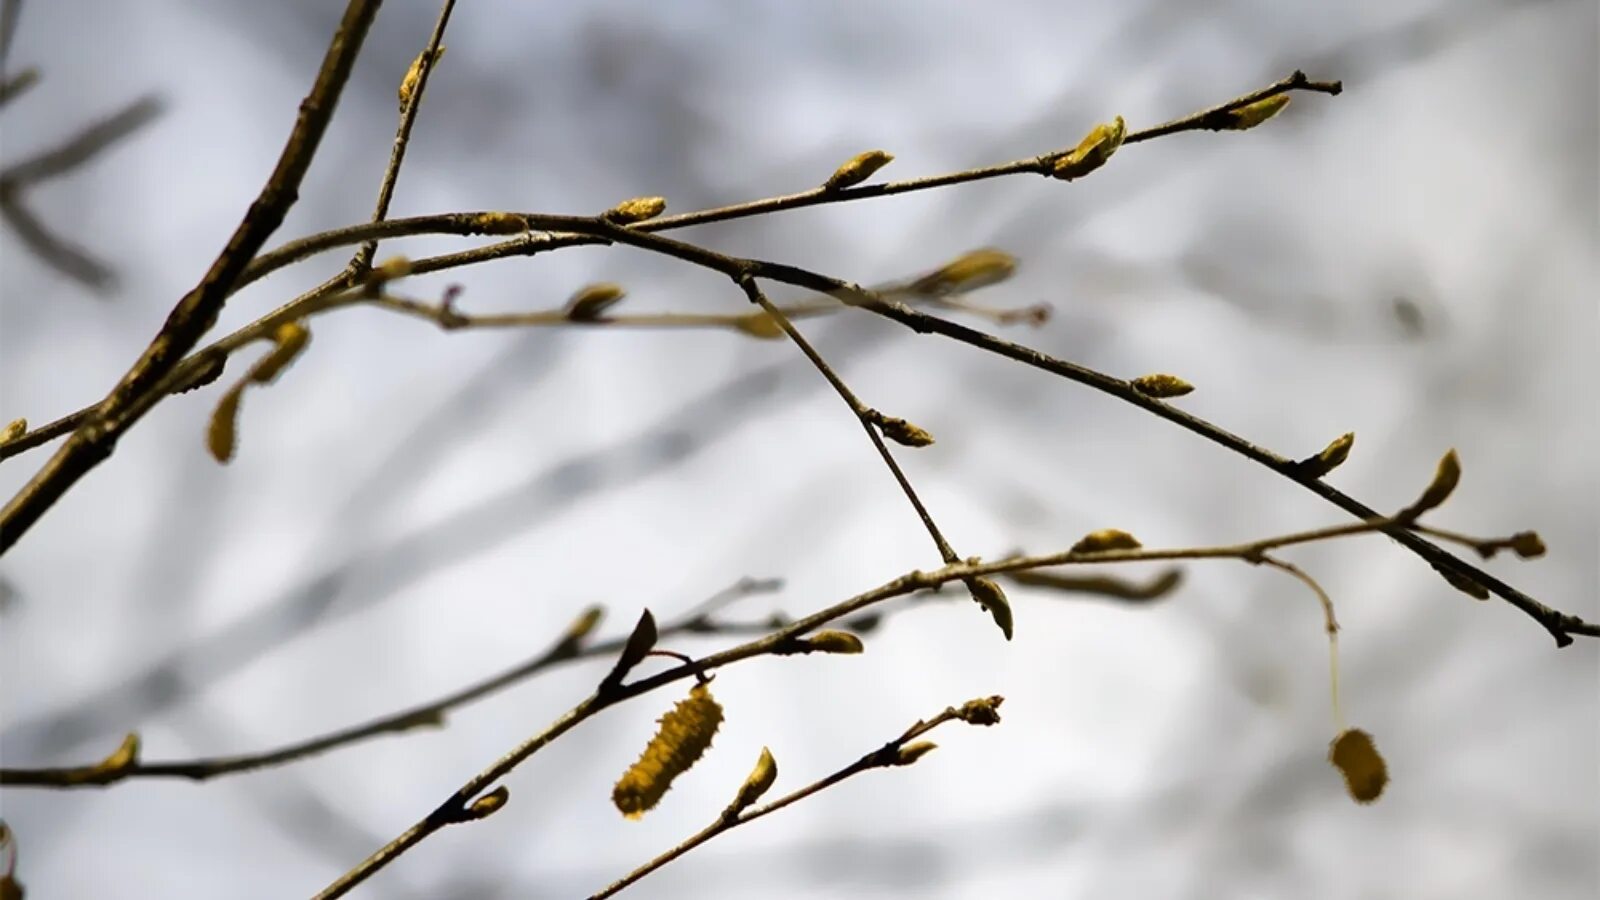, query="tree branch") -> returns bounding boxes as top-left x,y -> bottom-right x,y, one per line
0,0 -> 384,554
